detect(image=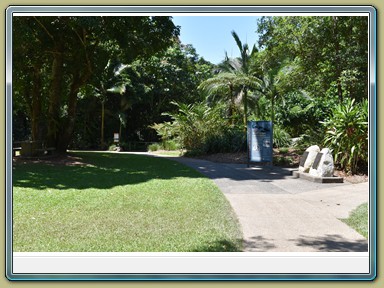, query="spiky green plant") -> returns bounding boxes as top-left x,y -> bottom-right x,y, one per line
273,125 -> 291,148
322,98 -> 368,174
